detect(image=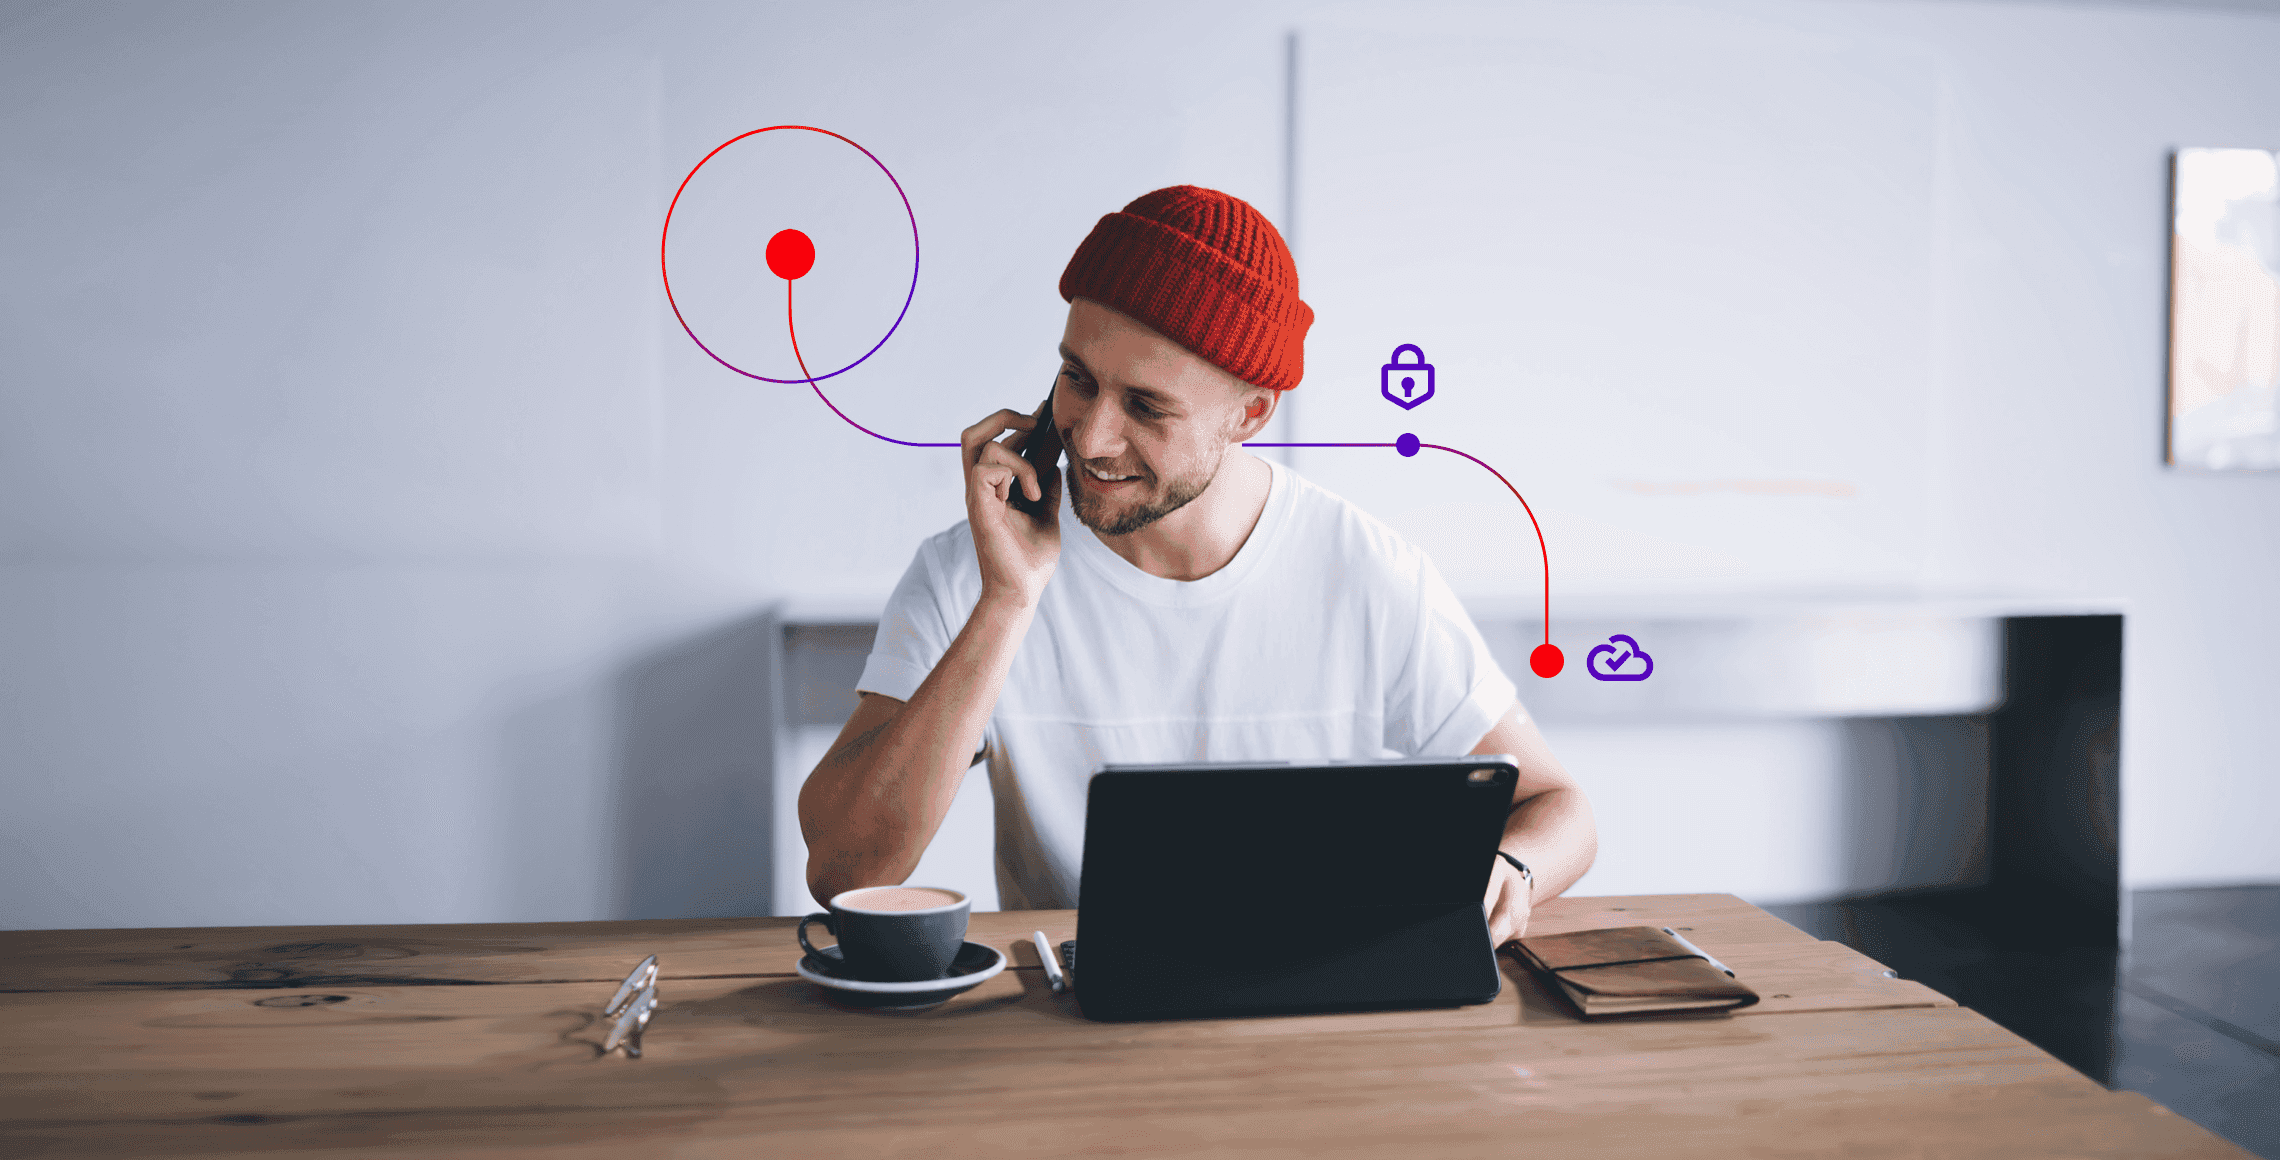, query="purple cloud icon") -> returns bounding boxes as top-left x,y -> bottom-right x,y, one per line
1586,634 -> 1653,682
